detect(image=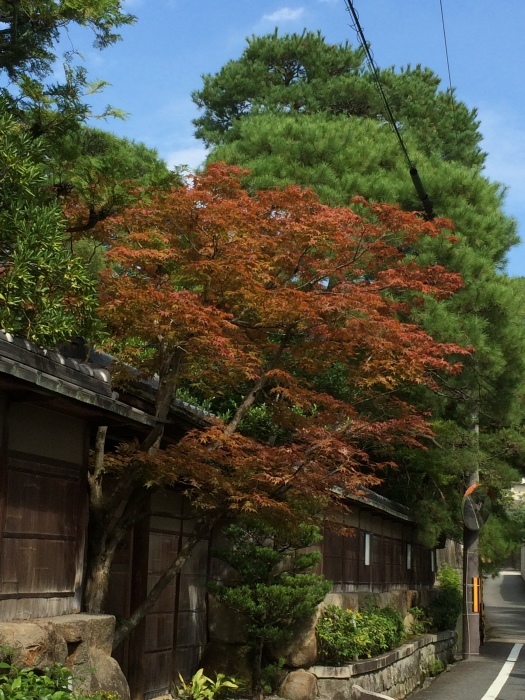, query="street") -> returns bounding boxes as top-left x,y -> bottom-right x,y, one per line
409,571 -> 525,699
